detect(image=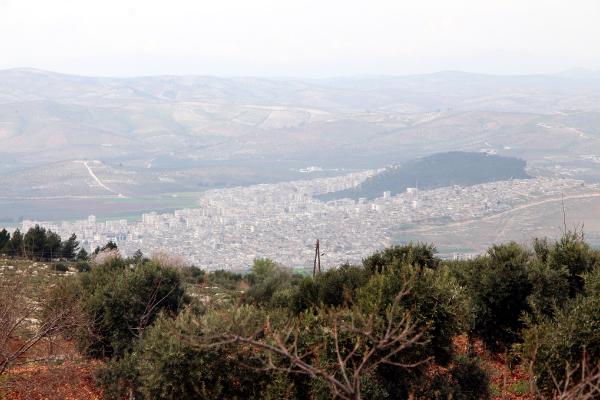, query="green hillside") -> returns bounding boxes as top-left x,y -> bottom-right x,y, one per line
318,151 -> 531,201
